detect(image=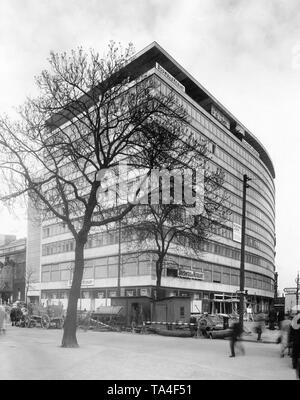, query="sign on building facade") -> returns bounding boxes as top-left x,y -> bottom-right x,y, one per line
232,223 -> 242,243
155,63 -> 185,92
